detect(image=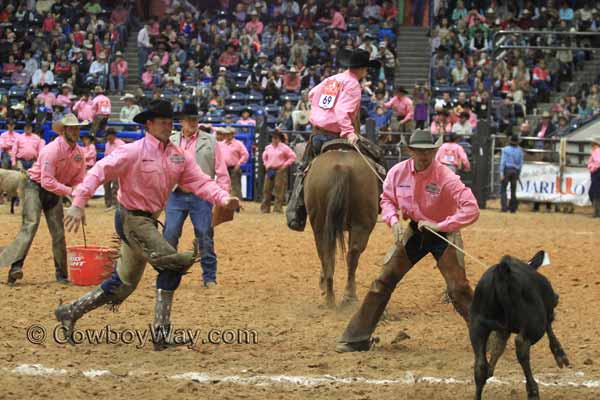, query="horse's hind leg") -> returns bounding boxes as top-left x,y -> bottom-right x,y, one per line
341,227 -> 369,307
314,229 -> 336,308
